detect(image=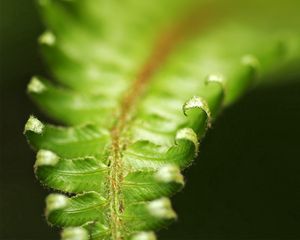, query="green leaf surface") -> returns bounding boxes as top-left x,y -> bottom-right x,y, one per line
46,192 -> 107,227
35,150 -> 108,193
25,0 -> 300,239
